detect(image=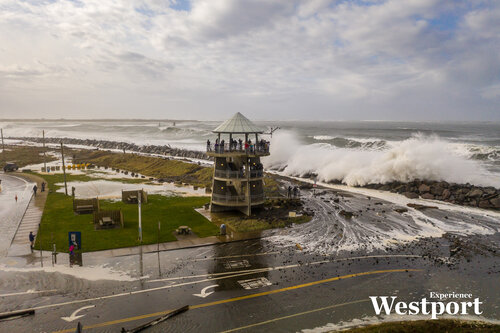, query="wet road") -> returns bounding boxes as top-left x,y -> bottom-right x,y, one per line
0,187 -> 499,332
0,237 -> 498,332
0,173 -> 34,256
